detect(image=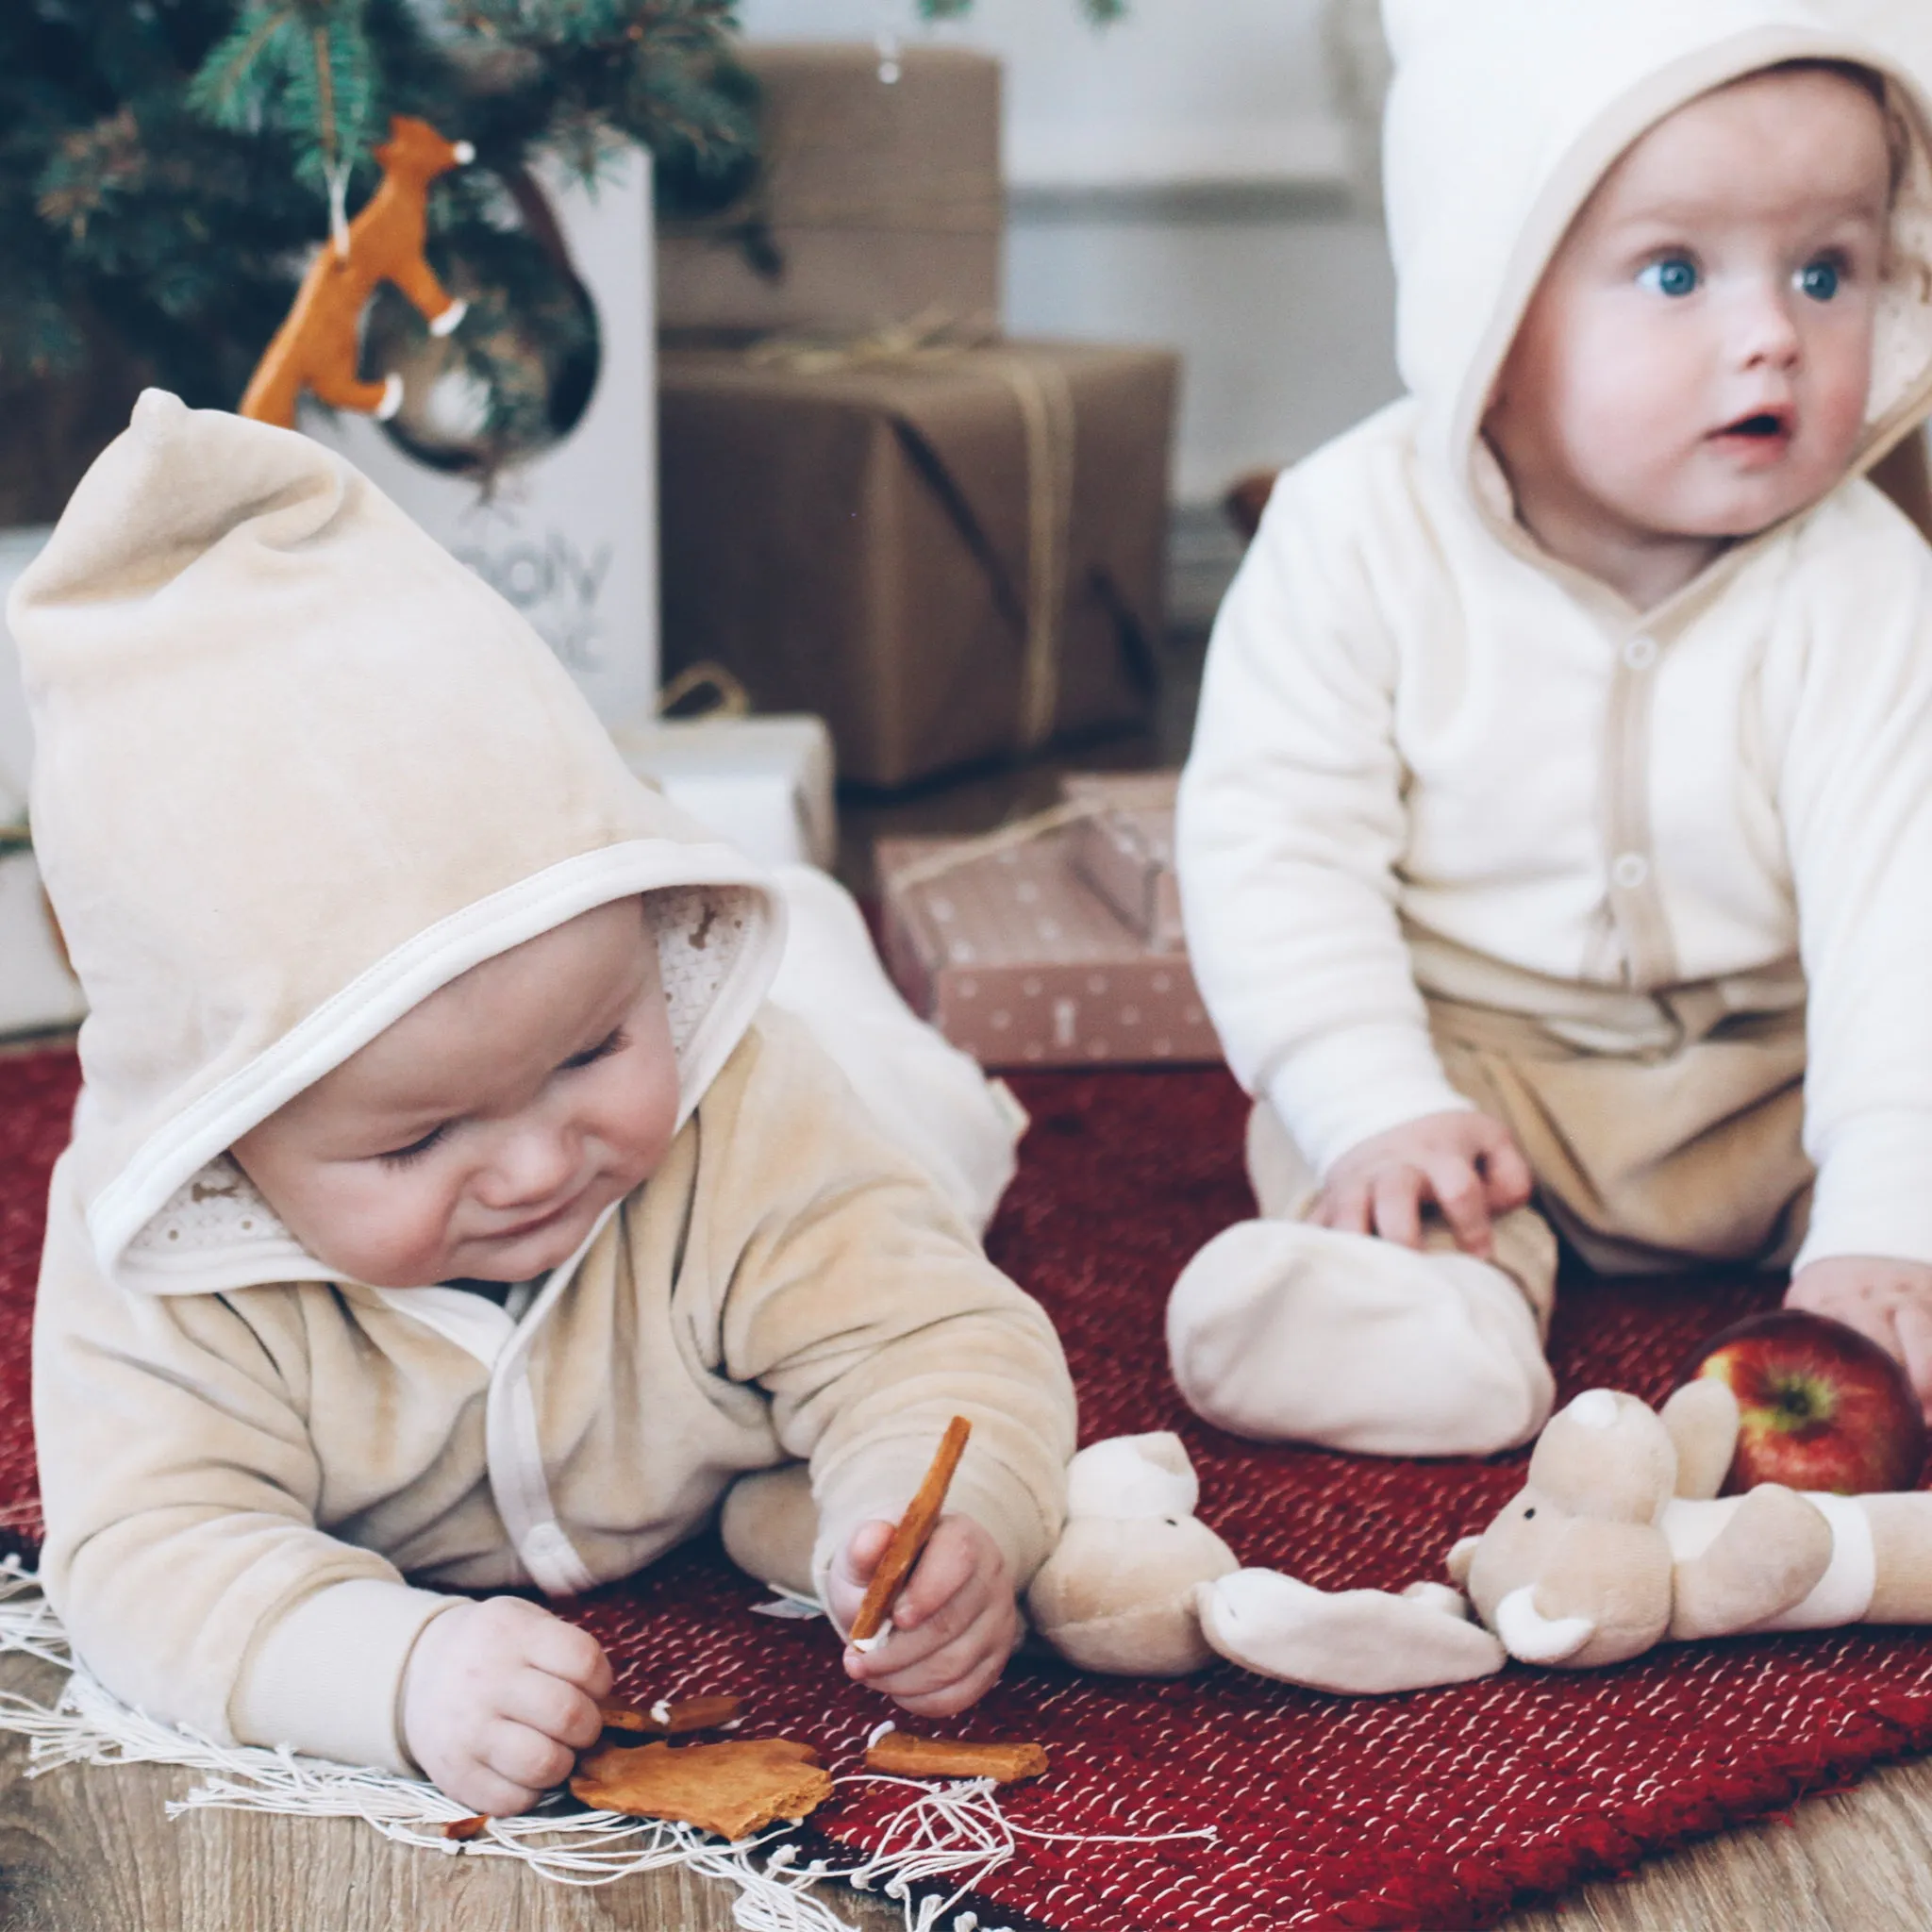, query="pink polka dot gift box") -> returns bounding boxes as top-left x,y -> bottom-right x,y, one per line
875,778 -> 1219,1070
